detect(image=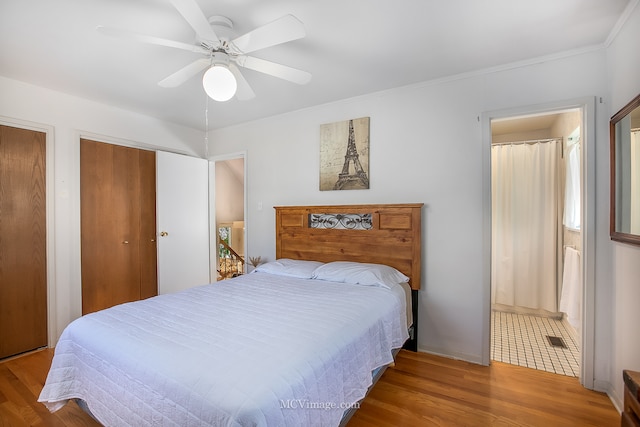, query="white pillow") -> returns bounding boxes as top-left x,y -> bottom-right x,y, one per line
311,261 -> 409,289
253,259 -> 324,279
